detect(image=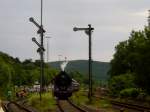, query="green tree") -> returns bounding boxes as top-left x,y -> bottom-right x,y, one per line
0,51 -> 60,99
109,26 -> 150,94
108,73 -> 135,96
109,40 -> 129,77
